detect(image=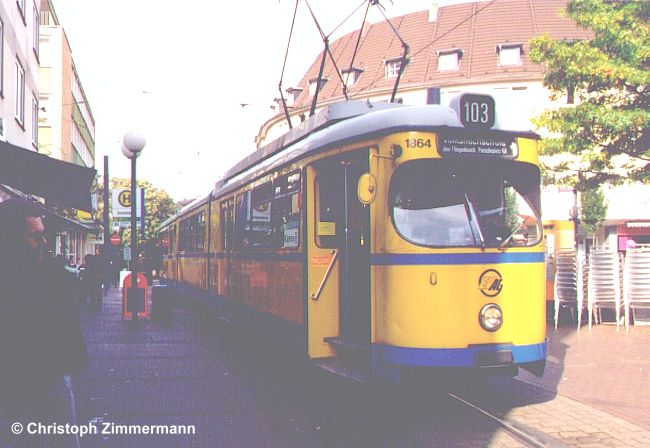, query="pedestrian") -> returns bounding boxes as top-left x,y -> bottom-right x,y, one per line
0,199 -> 88,448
